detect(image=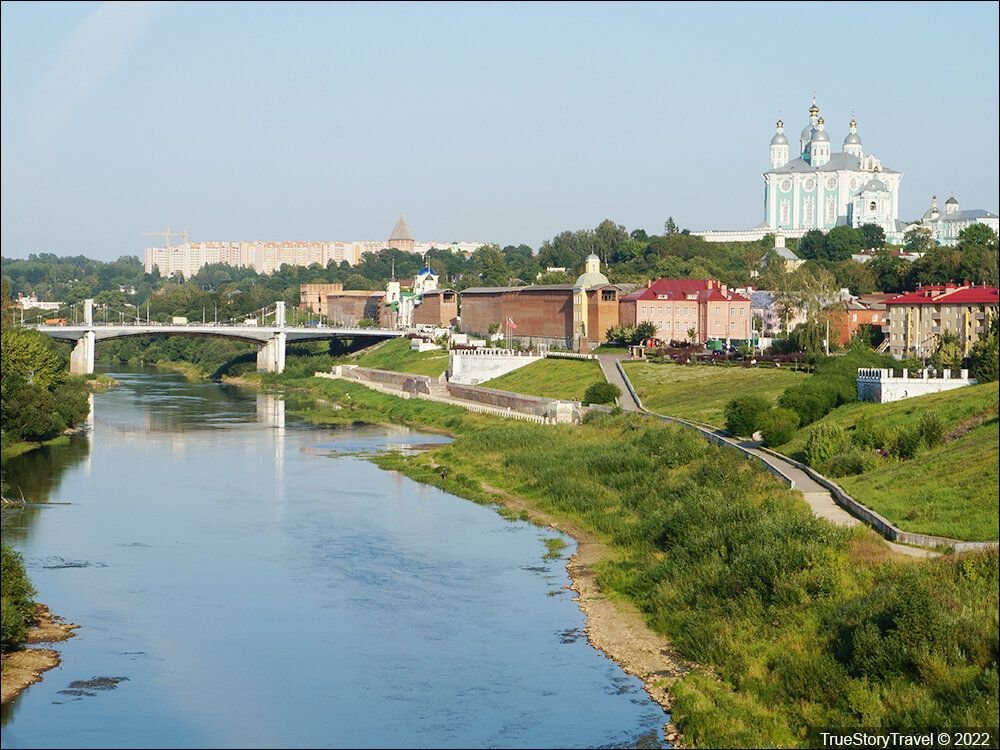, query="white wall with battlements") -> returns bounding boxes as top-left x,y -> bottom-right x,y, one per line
857,368 -> 976,403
